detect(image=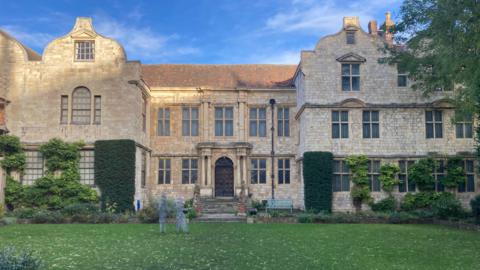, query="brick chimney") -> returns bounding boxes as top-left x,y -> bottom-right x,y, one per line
368,20 -> 378,36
